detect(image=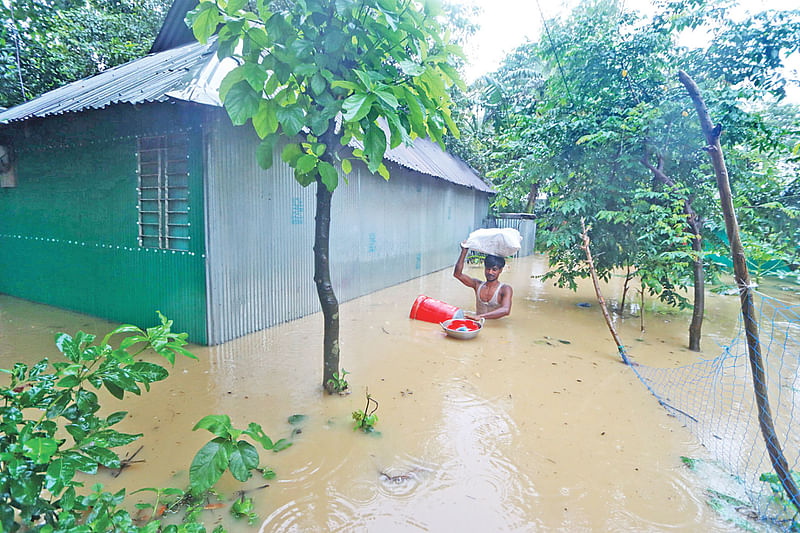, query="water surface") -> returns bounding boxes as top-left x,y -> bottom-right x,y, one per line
1,254 -> 781,531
